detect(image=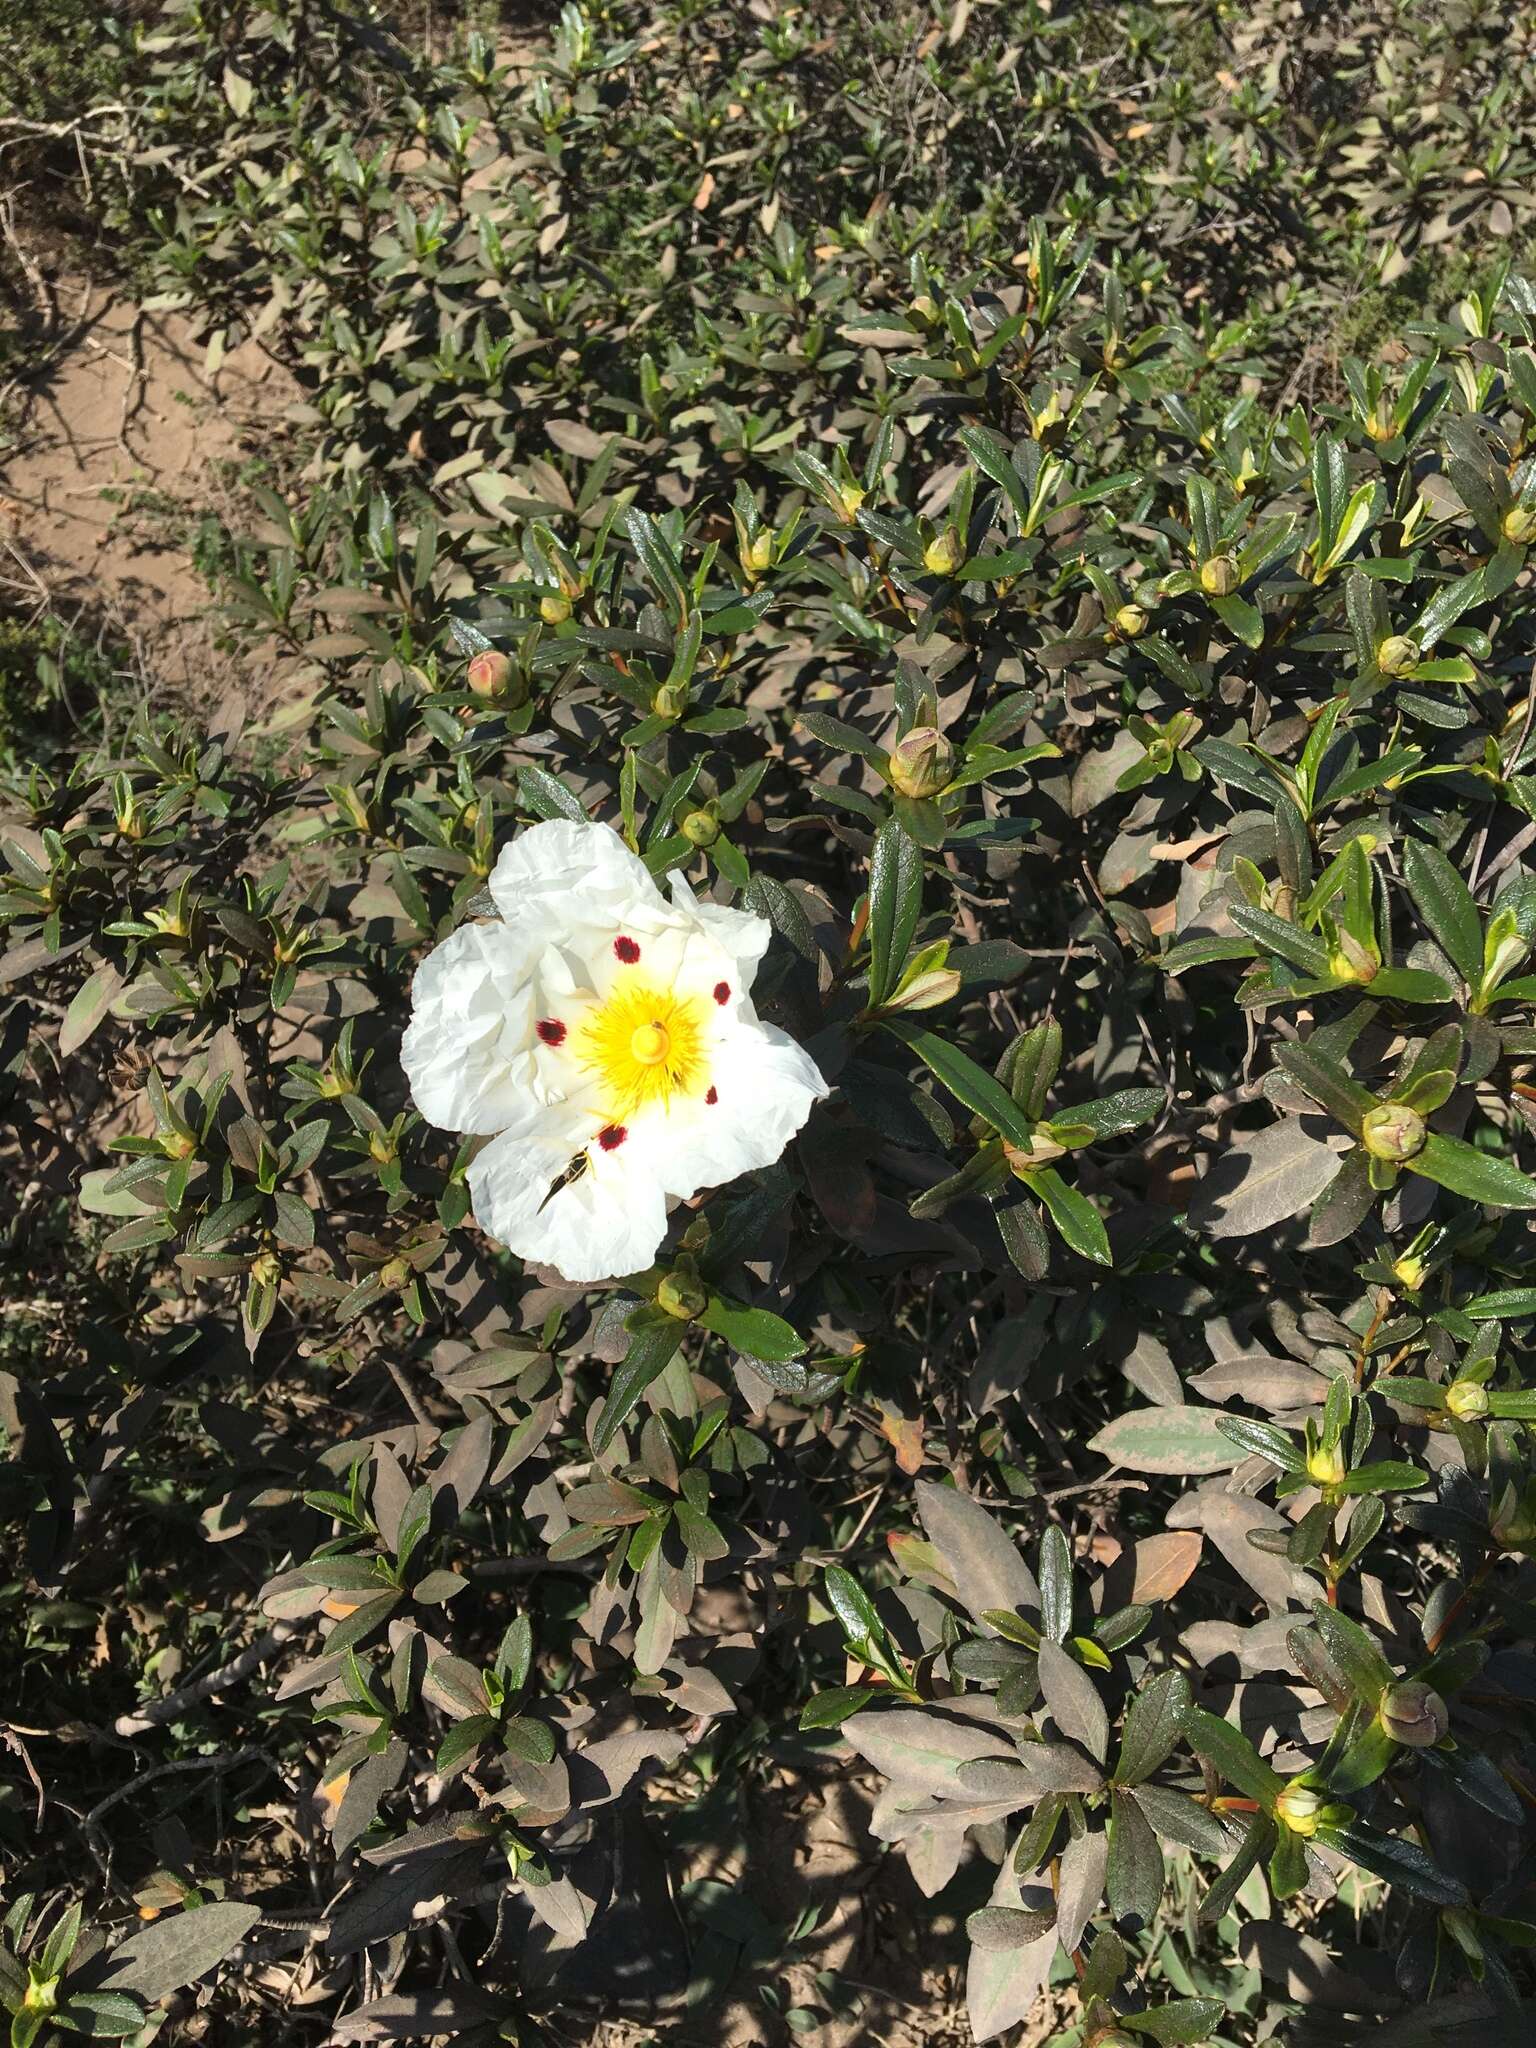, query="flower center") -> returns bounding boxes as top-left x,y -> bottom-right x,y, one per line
575,977 -> 709,1120
631,1021 -> 671,1065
